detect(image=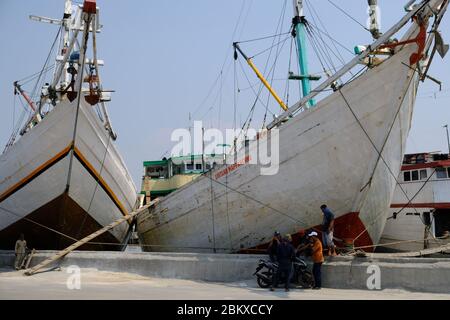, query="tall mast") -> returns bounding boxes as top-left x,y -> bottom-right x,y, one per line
60,0 -> 73,87
269,0 -> 447,130
292,0 -> 315,107
368,0 -> 382,39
